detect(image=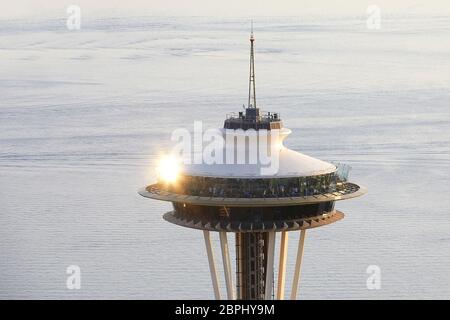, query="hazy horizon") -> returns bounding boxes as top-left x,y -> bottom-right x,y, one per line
1,0 -> 450,19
